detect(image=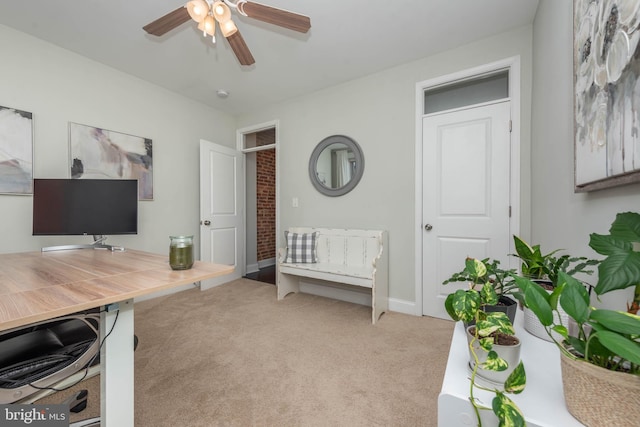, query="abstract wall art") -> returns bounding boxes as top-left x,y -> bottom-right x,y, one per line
69,122 -> 153,200
574,0 -> 640,191
0,105 -> 33,195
